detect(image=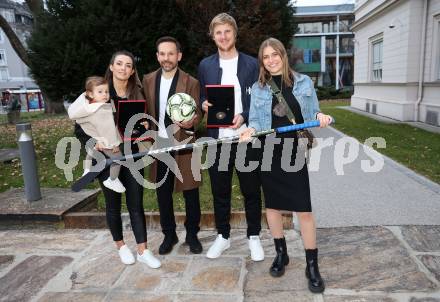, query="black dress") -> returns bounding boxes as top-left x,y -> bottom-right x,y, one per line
258,75 -> 311,212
